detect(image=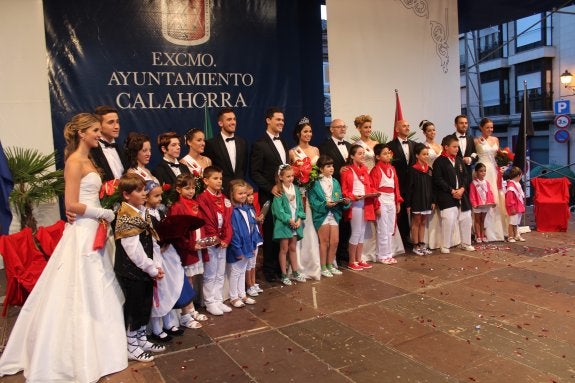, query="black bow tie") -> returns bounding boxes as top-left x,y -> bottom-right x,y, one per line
337,141 -> 345,146
166,161 -> 180,168
225,136 -> 235,142
401,140 -> 408,145
99,139 -> 117,149
273,136 -> 281,141
459,135 -> 466,139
